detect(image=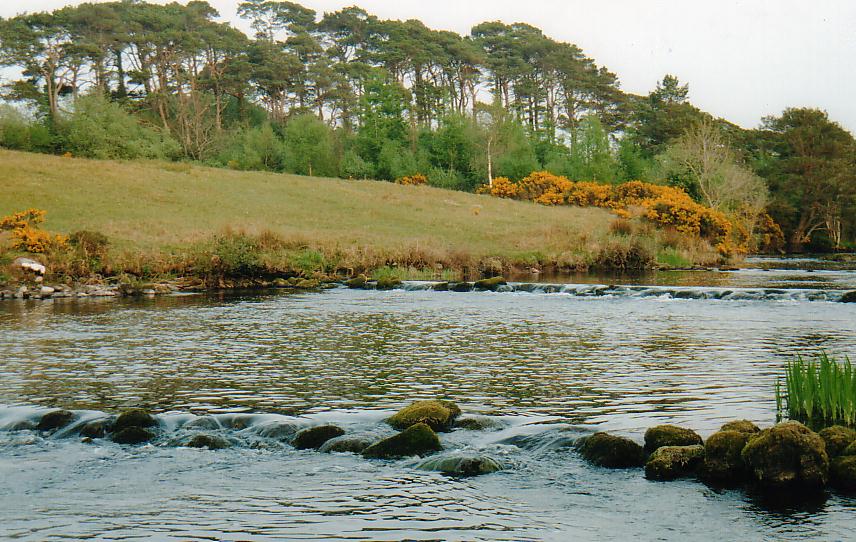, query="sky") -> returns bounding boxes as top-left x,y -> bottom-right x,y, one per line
2,0 -> 855,133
